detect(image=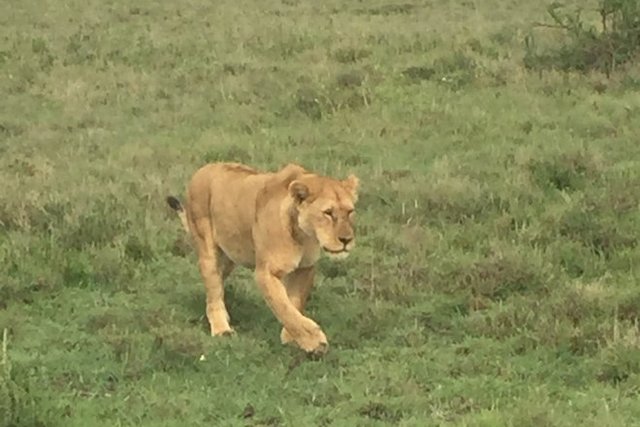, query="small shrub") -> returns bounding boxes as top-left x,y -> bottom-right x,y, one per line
356,4 -> 415,16
318,256 -> 351,279
295,87 -> 323,120
294,71 -> 373,120
203,145 -> 251,164
222,62 -> 247,76
271,32 -> 315,59
358,401 -> 403,423
0,276 -> 56,307
64,28 -> 99,66
465,249 -> 549,300
61,252 -> 95,289
404,52 -> 478,88
434,51 -> 478,89
92,246 -> 139,290
0,198 -> 68,233
59,196 -> 131,250
170,234 -> 193,258
617,292 -> 640,322
597,343 -> 640,385
402,65 -> 436,82
528,149 -> 602,191
59,246 -> 137,290
124,235 -> 155,262
0,330 -> 24,427
465,283 -> 618,355
0,121 -> 25,138
466,38 -> 501,62
87,308 -> 139,333
335,70 -> 365,88
148,325 -> 210,371
524,0 -> 640,76
331,47 -> 371,64
551,240 -> 607,278
559,207 -> 636,259
393,175 -> 501,225
311,139 -> 369,167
